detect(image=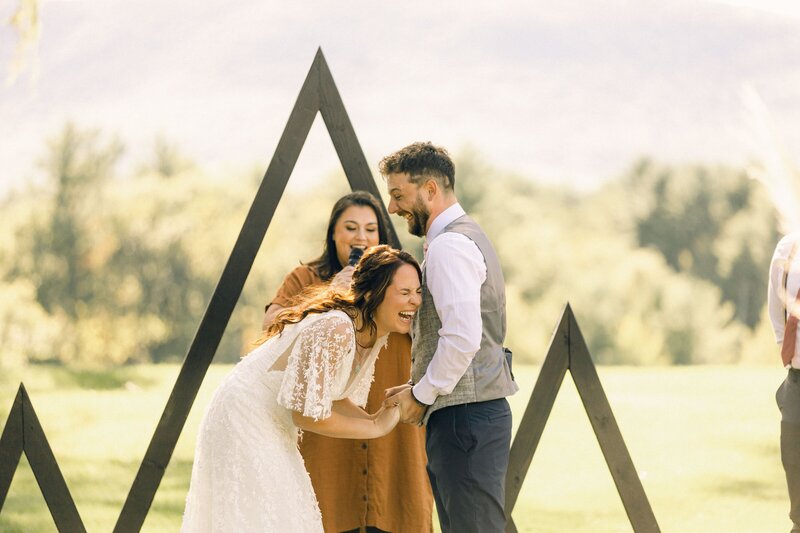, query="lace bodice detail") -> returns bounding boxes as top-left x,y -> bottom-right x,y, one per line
271,310 -> 386,420
345,333 -> 387,408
